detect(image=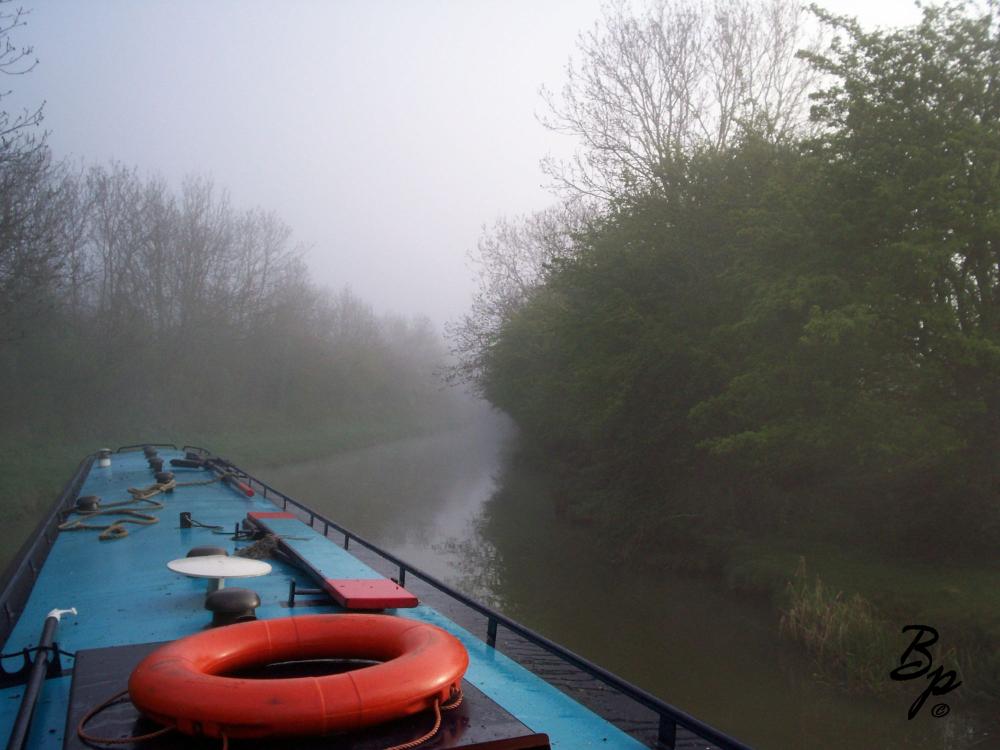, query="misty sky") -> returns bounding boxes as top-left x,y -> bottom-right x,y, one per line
7,0 -> 922,328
